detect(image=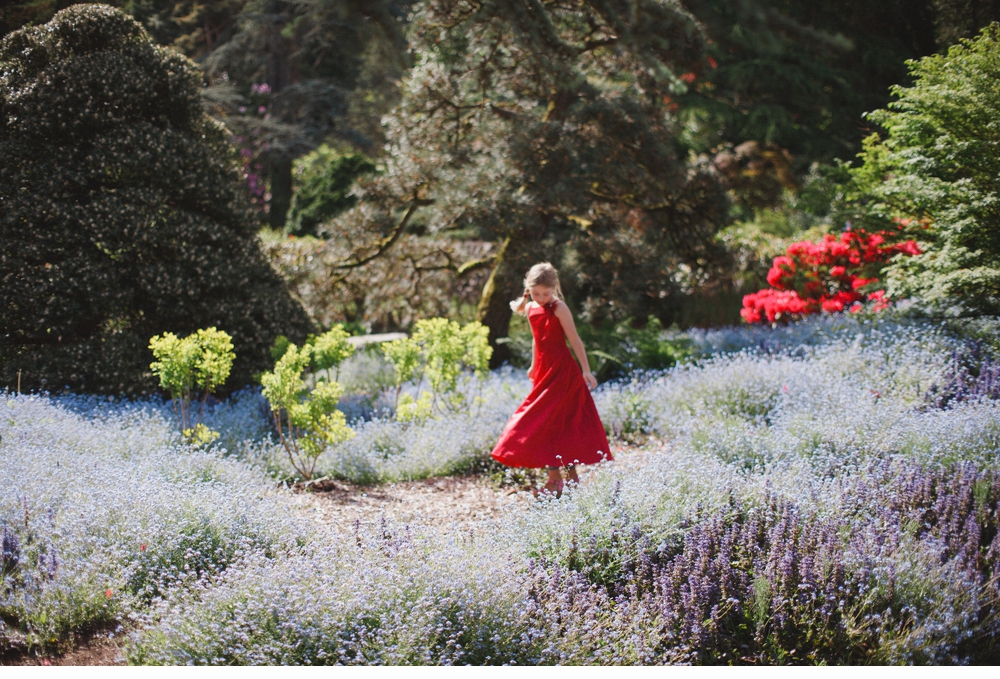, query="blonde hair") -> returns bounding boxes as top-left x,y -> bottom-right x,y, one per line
510,262 -> 564,315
